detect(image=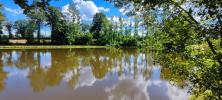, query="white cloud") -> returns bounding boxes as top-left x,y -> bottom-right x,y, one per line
62,4 -> 70,14
1,26 -> 8,34
4,7 -> 23,15
62,4 -> 70,15
119,3 -> 134,15
98,7 -> 110,12
62,4 -> 74,22
73,0 -> 99,20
